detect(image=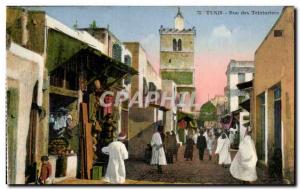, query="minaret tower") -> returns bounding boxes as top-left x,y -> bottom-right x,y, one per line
159,8 -> 196,112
